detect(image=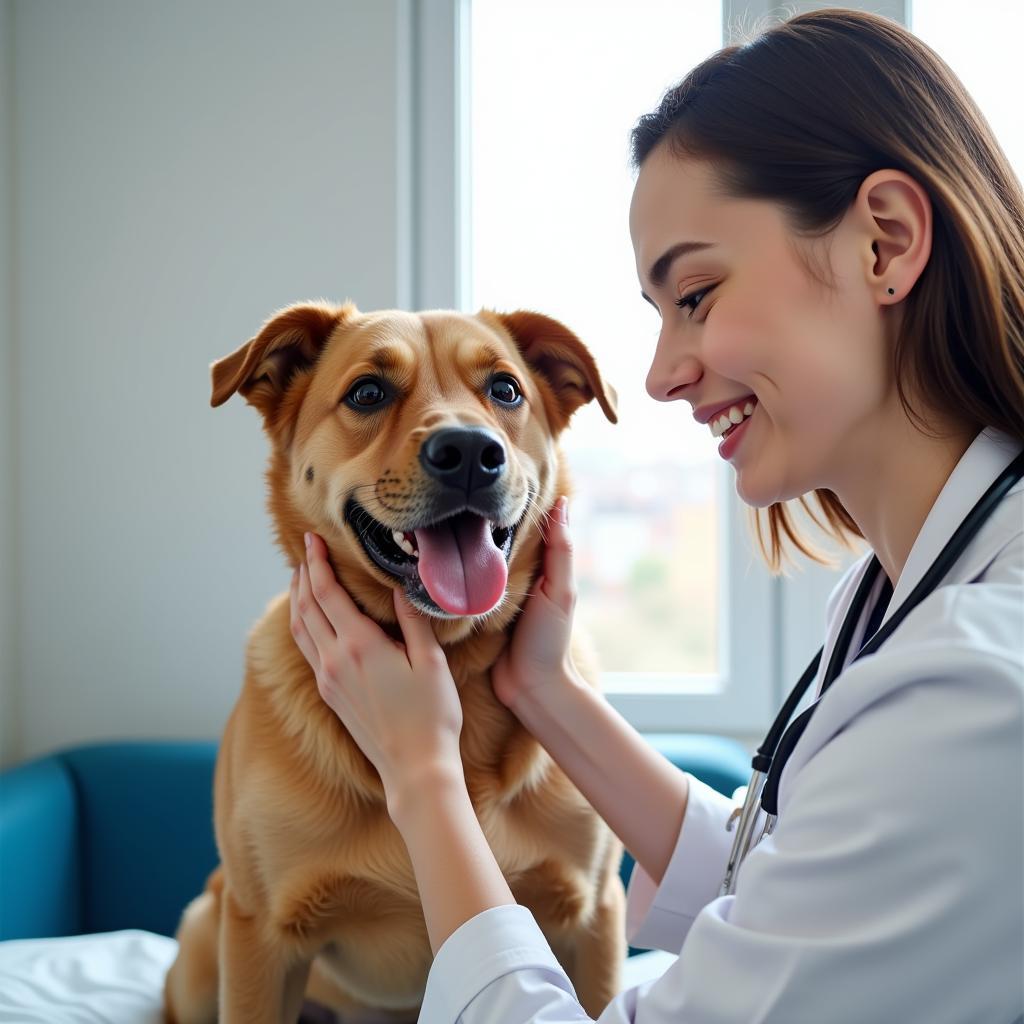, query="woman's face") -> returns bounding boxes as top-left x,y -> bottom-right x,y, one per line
629,144 -> 892,508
